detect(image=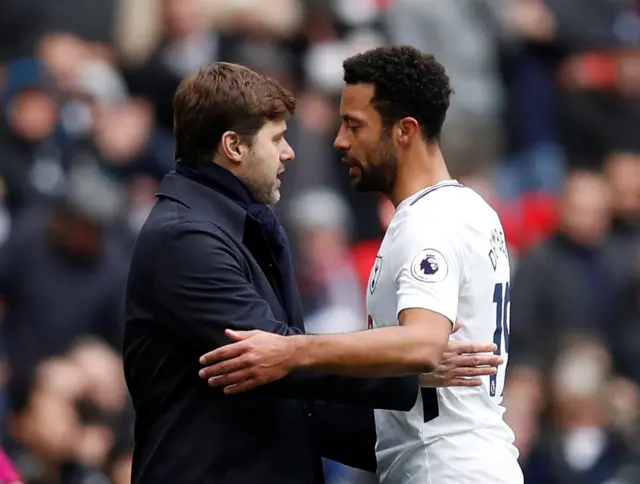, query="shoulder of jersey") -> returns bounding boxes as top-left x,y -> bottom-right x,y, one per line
406,183 -> 469,218
390,185 -> 466,241
412,185 -> 497,218
404,185 -> 502,249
